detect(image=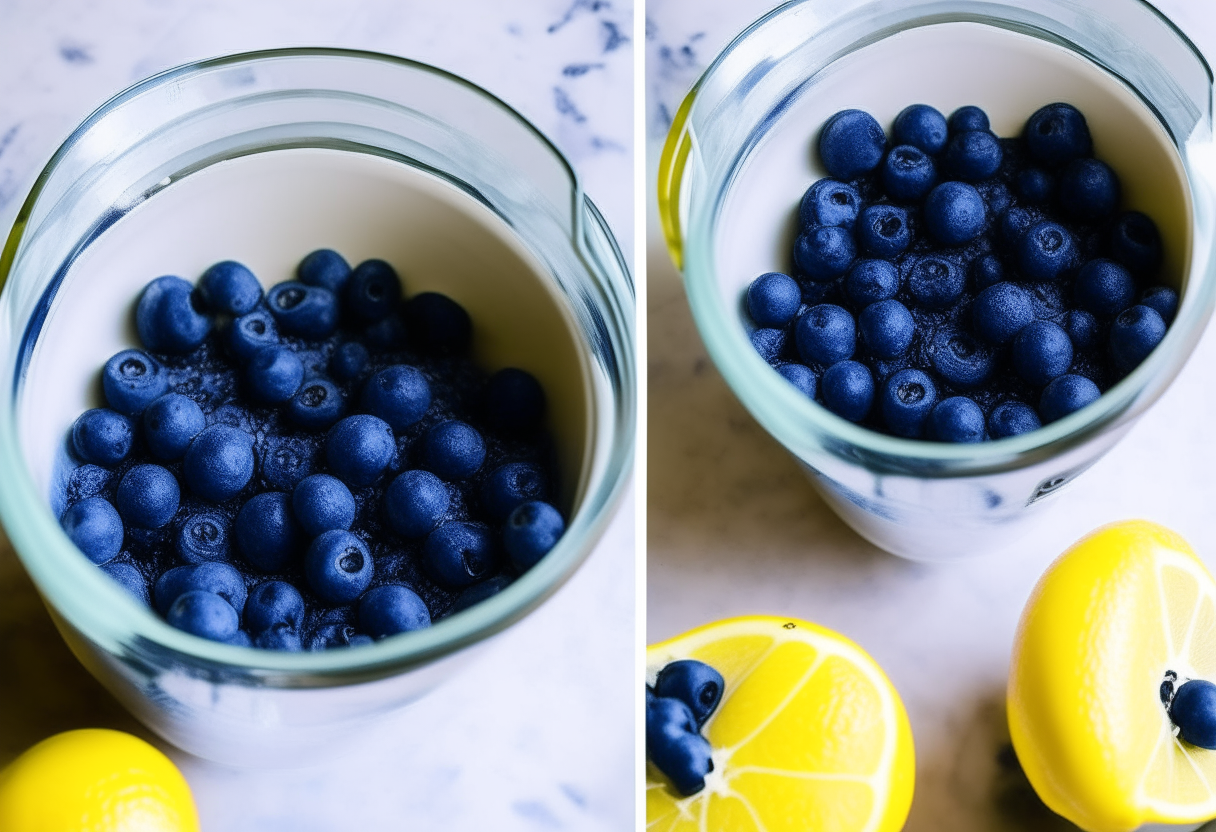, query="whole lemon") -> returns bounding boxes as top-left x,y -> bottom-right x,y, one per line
1009,520 -> 1216,832
0,729 -> 199,832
